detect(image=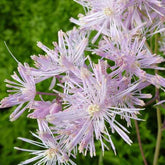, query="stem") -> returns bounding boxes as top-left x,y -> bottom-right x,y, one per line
153,79 -> 162,165
150,38 -> 153,51
145,41 -> 153,53
145,96 -> 156,106
36,91 -> 57,96
98,152 -> 103,165
153,106 -> 162,165
134,120 -> 148,165
154,34 -> 158,54
153,34 -> 162,165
